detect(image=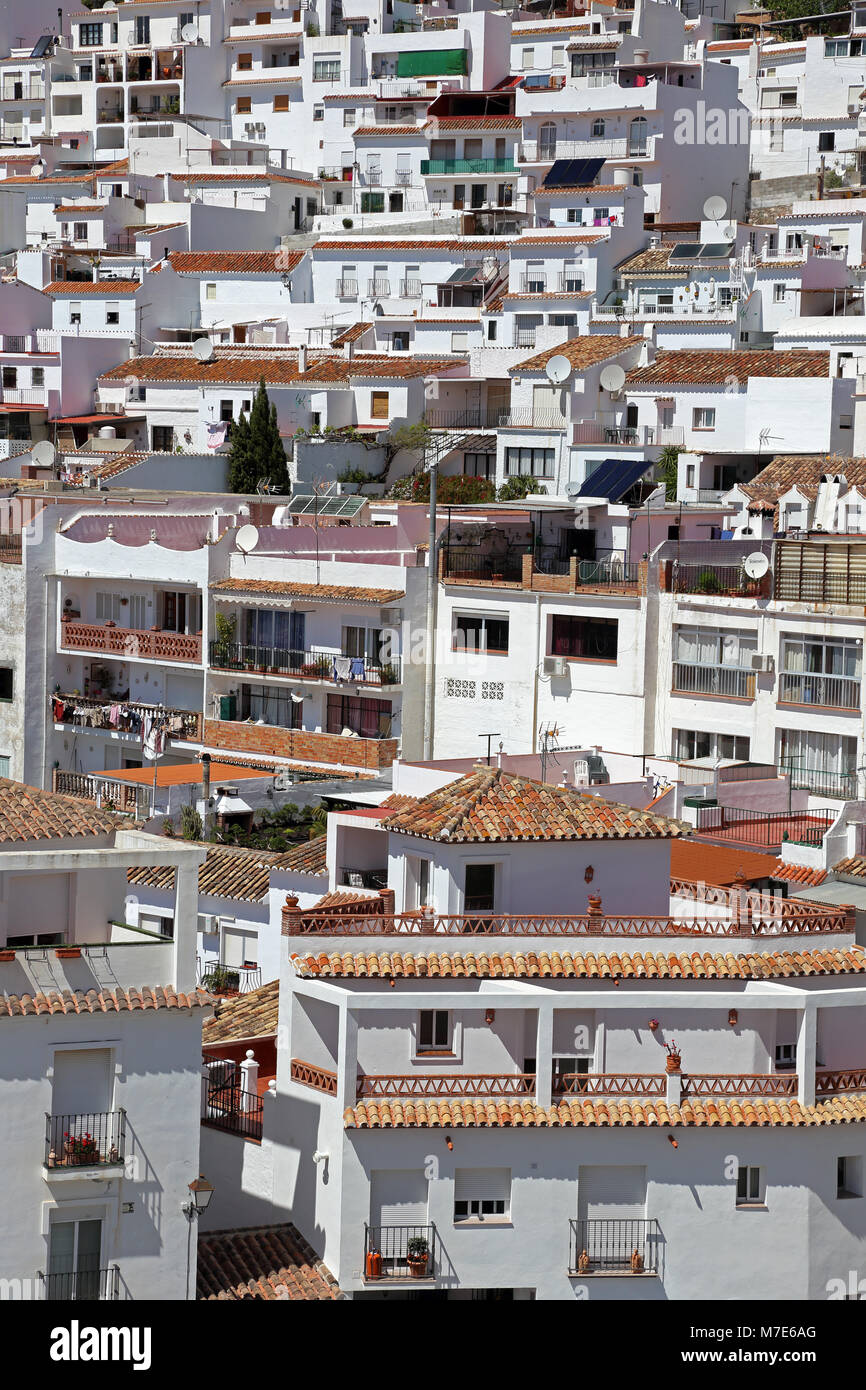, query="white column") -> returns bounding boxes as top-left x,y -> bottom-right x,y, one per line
797,1002 -> 817,1107
335,1006 -> 359,1114
172,859 -> 199,995
240,1049 -> 259,1112
535,1004 -> 554,1108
